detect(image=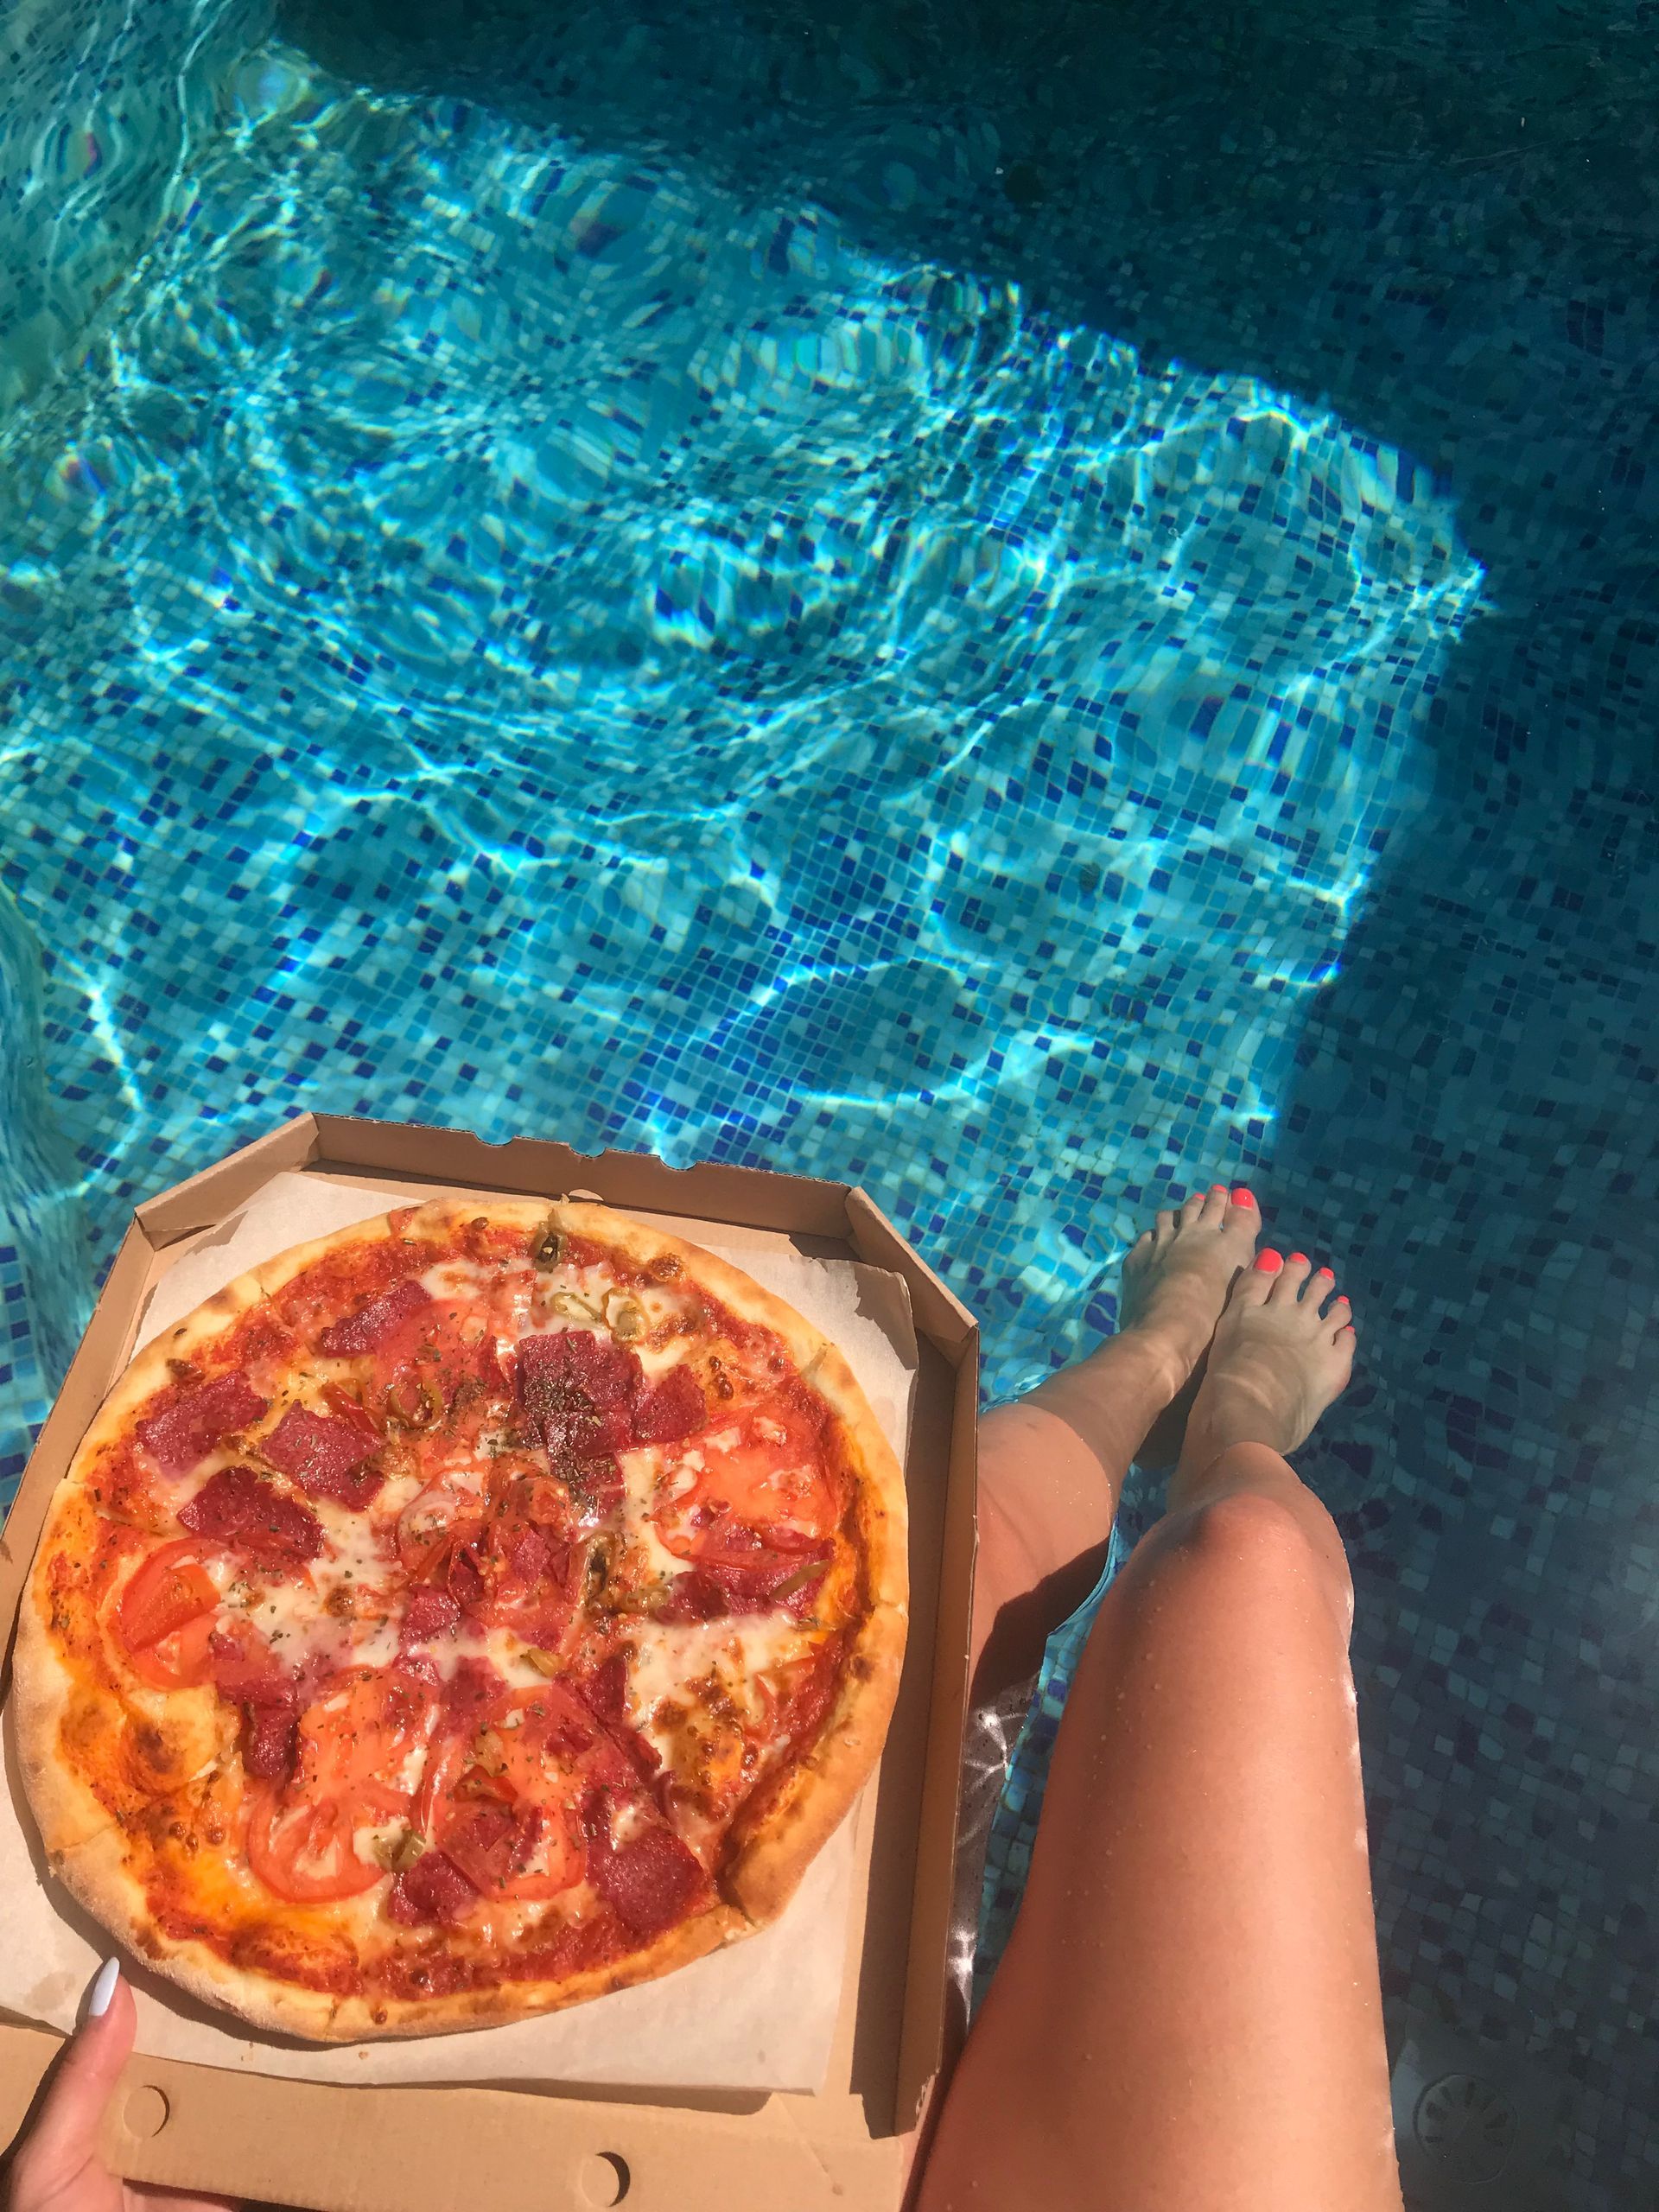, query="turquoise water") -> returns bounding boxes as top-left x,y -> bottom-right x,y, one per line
0,0 -> 1479,1457
5,0 -> 1659,2201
